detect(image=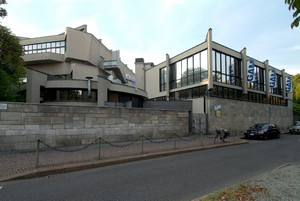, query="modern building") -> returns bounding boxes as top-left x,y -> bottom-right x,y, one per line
21,25 -> 293,135
20,25 -> 147,107
135,29 -> 293,134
